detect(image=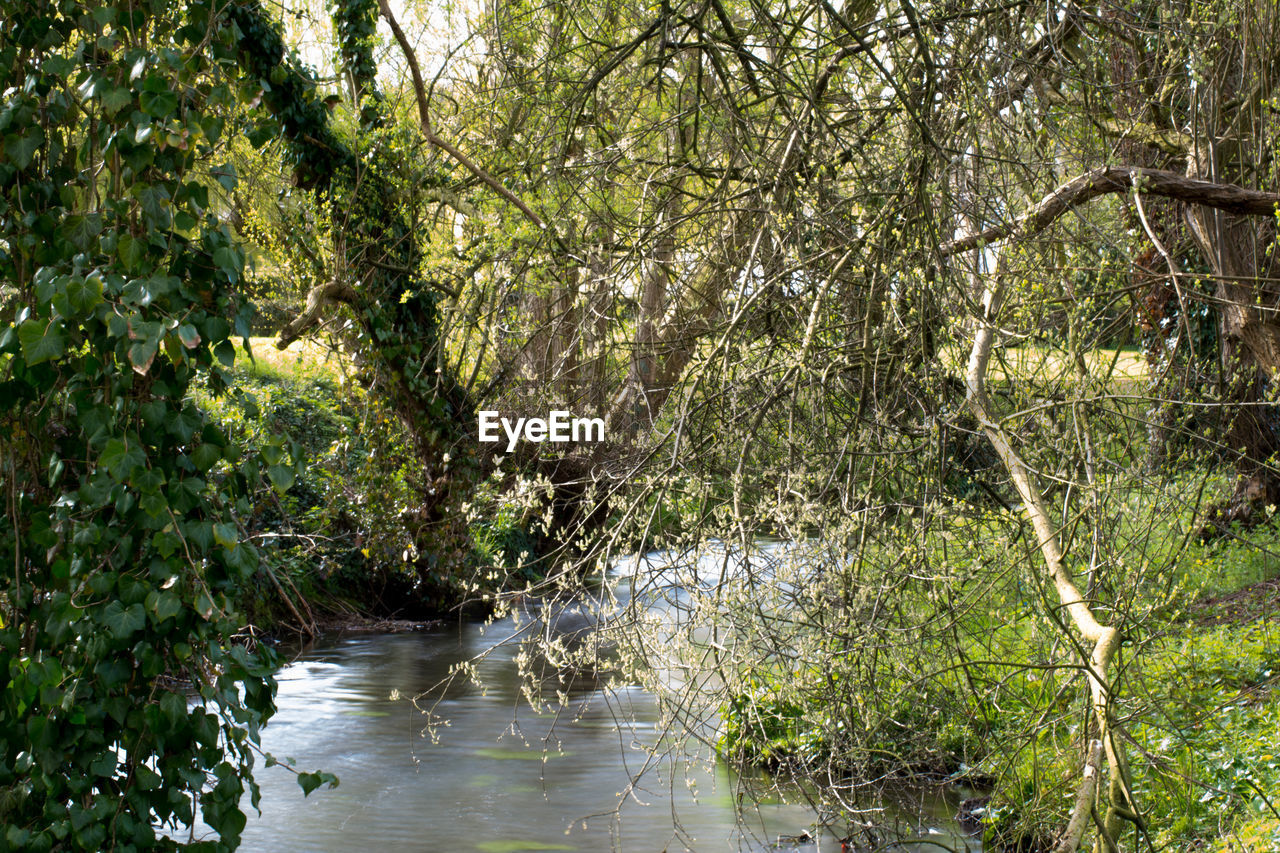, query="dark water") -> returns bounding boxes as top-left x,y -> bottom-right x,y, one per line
229,549 -> 982,852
